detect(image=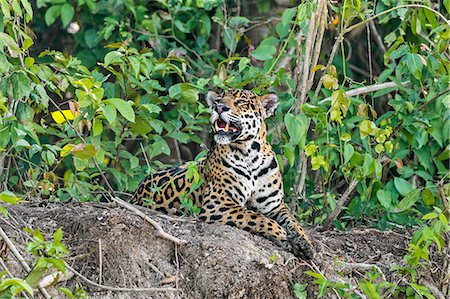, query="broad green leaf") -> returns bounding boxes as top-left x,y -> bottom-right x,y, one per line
104,51 -> 124,67
92,118 -> 103,136
343,143 -> 354,164
84,29 -> 98,48
60,3 -> 74,27
284,113 -> 308,147
422,188 -> 435,206
445,0 -> 450,14
394,177 -> 413,196
405,53 -> 423,80
281,7 -> 296,26
251,45 -> 276,61
0,278 -> 33,296
106,98 -> 135,122
394,189 -> 421,212
228,16 -> 250,28
422,212 -> 438,220
376,190 -> 392,209
222,27 -> 236,53
54,228 -> 63,243
284,144 -> 295,167
0,190 -> 20,204
102,104 -> 117,124
71,144 -> 97,159
45,5 -> 61,26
